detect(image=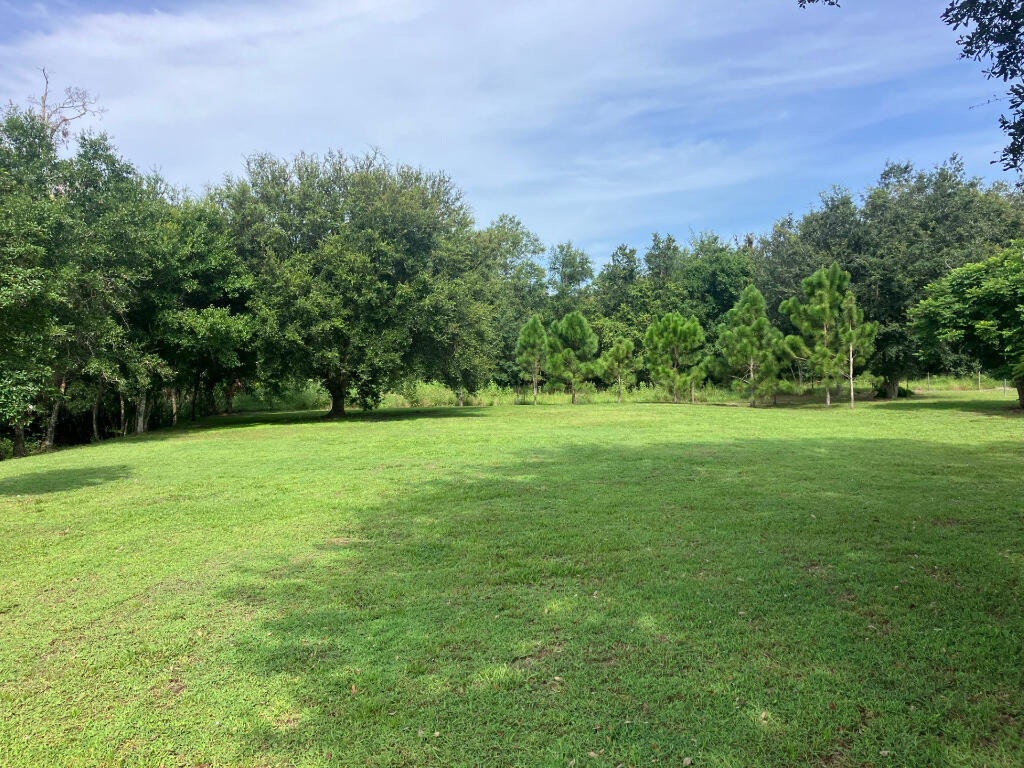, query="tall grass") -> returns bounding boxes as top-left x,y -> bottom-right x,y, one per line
231,381 -> 331,412
382,380 -> 792,408
229,373 -> 1013,417
908,373 -> 1010,392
